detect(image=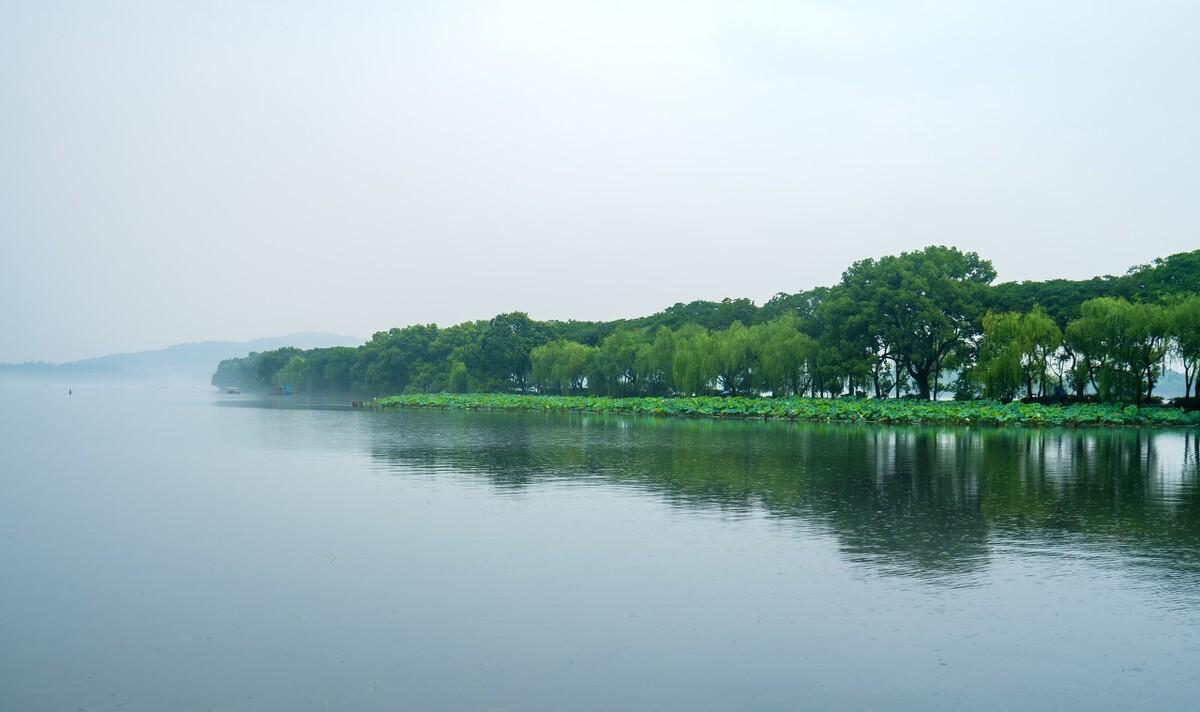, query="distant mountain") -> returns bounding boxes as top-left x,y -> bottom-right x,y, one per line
1155,369 -> 1191,399
0,333 -> 363,385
